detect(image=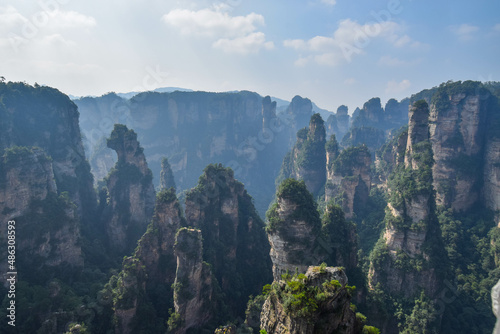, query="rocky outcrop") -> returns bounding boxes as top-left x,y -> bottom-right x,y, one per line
173,228 -> 214,333
325,145 -> 371,219
104,124 -> 156,254
278,114 -> 327,196
0,147 -> 83,273
369,100 -> 441,303
429,82 -> 490,211
113,189 -> 184,333
76,91 -> 292,216
159,157 -> 176,191
0,82 -> 95,220
266,179 -> 325,281
336,105 -> 350,140
184,164 -> 272,316
282,96 -> 314,144
260,266 -> 361,334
